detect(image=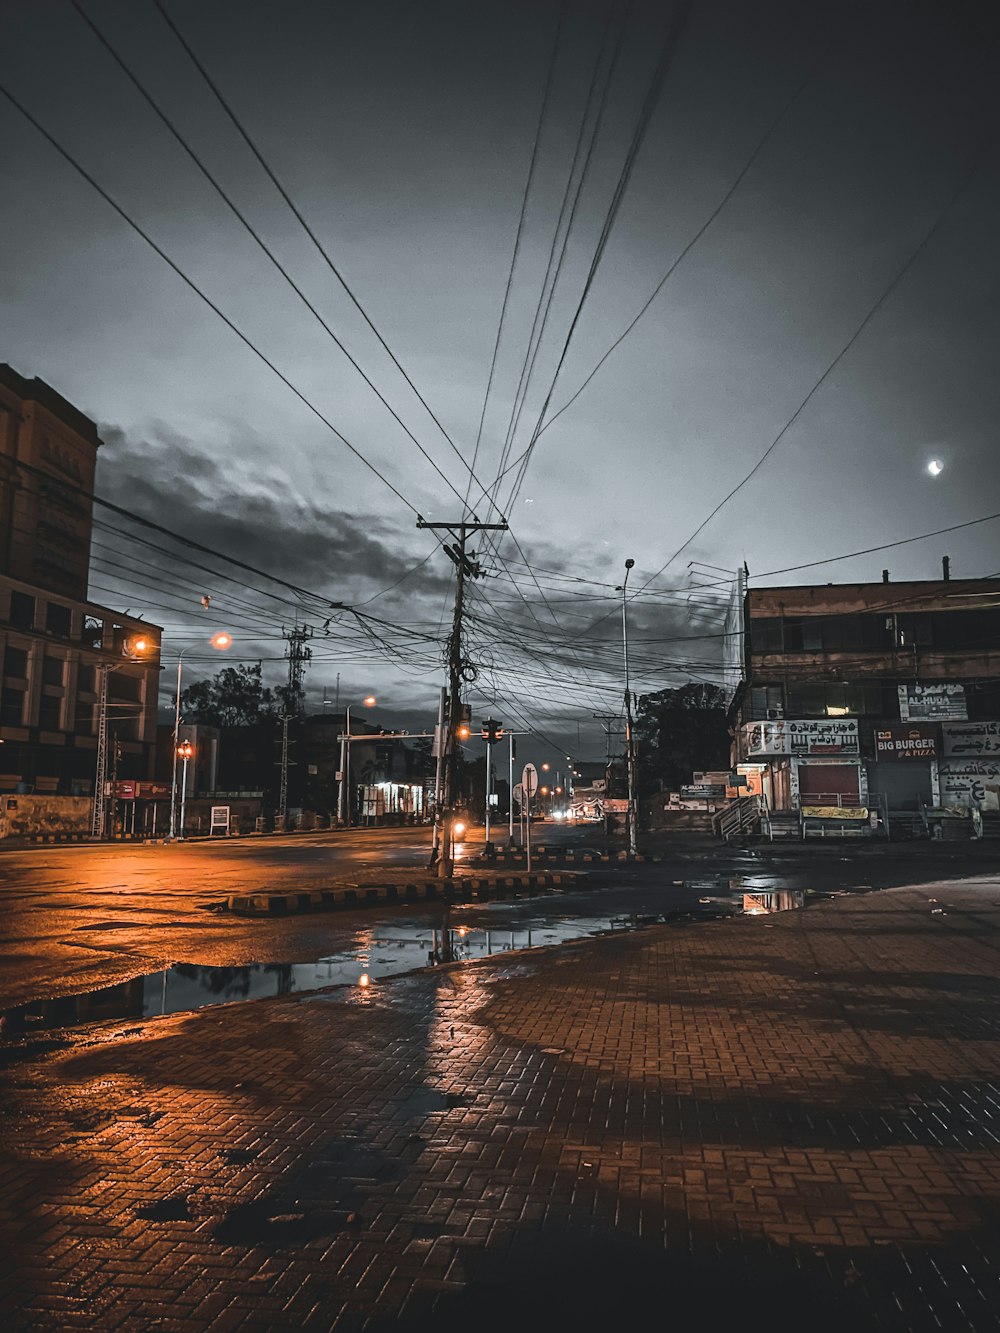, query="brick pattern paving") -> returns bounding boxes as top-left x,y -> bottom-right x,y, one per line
3,879 -> 1000,1330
